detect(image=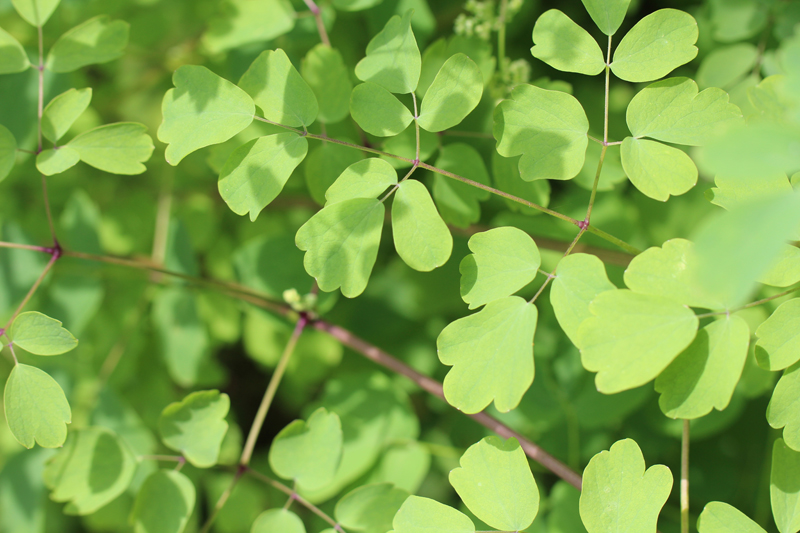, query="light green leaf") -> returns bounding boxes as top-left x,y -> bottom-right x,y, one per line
577,290 -> 699,393
611,9 -> 698,83
306,140 -> 365,205
10,311 -> 78,355
43,427 -> 136,515
36,148 -> 79,175
158,65 -> 255,166
627,78 -> 743,146
11,0 -> 59,27
202,0 -> 295,54
302,45 -> 352,124
4,364 -> 71,449
550,253 -> 616,346
755,299 -> 800,371
768,363 -> 800,452
460,227 -> 540,310
449,436 -> 539,531
392,179 -> 452,272
581,0 -> 632,35
708,173 -> 795,213
251,509 -> 306,533
417,53 -> 483,132
0,124 -> 17,182
530,10 -> 605,75
771,439 -> 800,533
492,152 -> 551,213
152,287 -> 209,387
697,502 -> 766,533
366,442 -> 429,493
296,198 -> 385,298
432,143 -> 490,228
46,16 -> 129,73
655,315 -> 750,419
333,0 -> 382,11
218,133 -> 308,221
702,124 -> 800,179
158,390 -> 230,468
438,296 -> 538,413
580,439 -> 673,533
326,158 -> 397,205
335,483 -> 409,533
0,27 -> 31,73
381,126 -> 438,170
238,49 -> 318,128
355,10 -> 420,94
42,88 -> 92,143
390,496 -> 474,533
494,83 -> 589,181
759,245 -> 800,288
269,407 -> 342,491
67,123 -> 154,175
350,82 -> 413,137
697,44 -> 759,90
620,137 -> 697,201
132,470 -> 195,533
418,35 -> 495,97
